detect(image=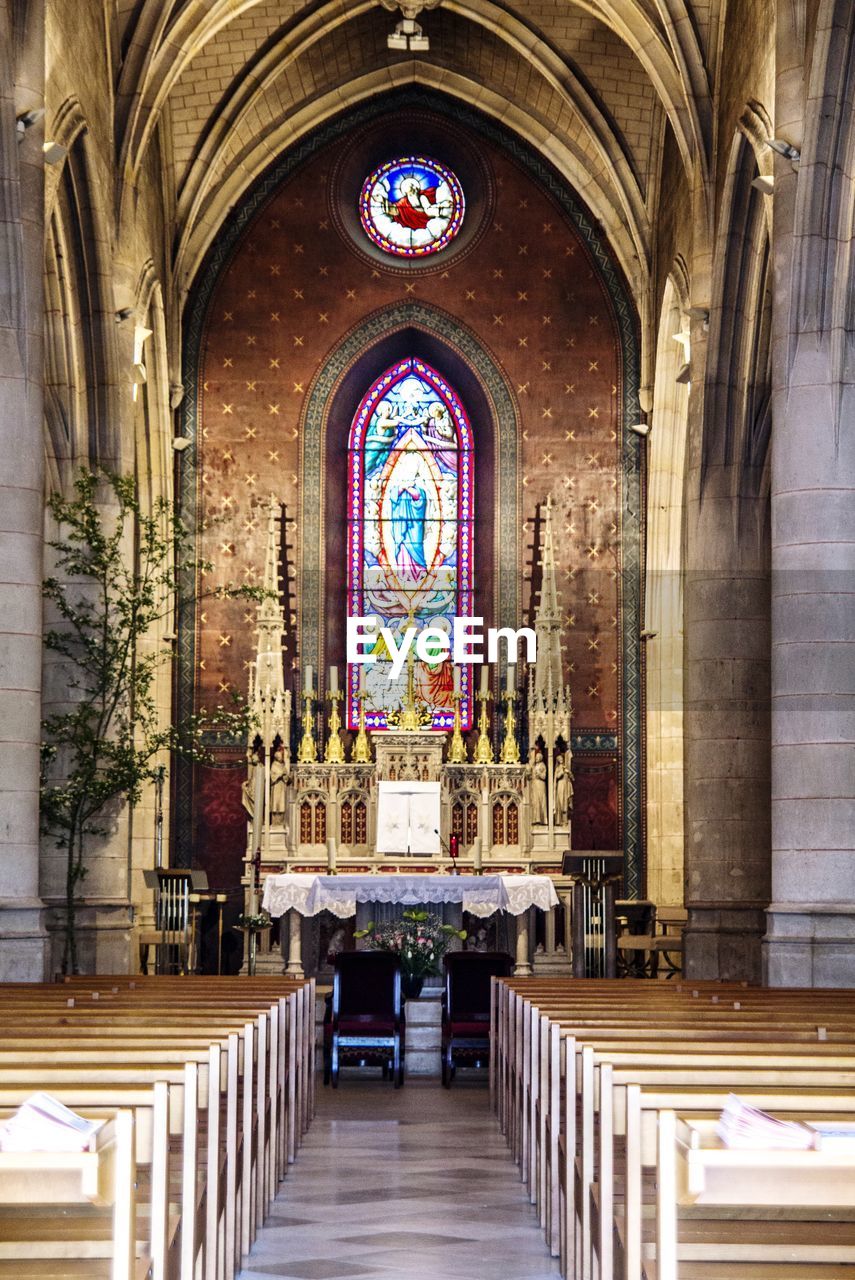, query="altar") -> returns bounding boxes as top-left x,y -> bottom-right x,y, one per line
261,873 -> 559,976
